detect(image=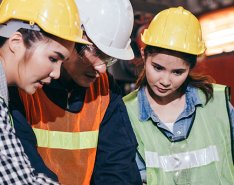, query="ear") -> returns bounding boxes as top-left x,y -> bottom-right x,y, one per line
8,32 -> 25,54
140,47 -> 145,62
